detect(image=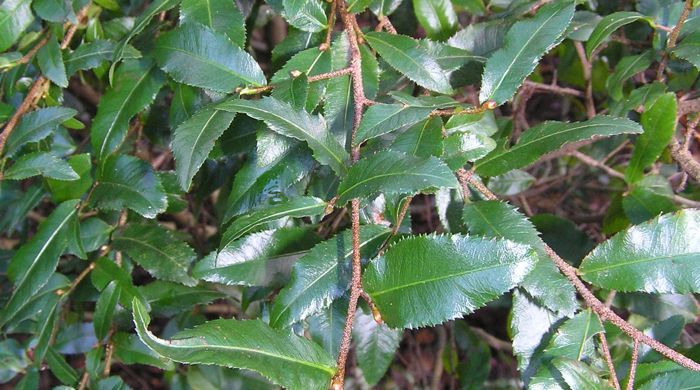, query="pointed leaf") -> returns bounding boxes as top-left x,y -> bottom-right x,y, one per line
606,51 -> 654,101
132,298 -> 336,390
308,298 -> 348,357
671,31 -> 700,69
391,117 -> 444,158
91,59 -> 165,161
353,307 -> 402,385
475,116 -> 643,177
544,310 -> 604,360
112,223 -> 197,286
3,107 -> 76,157
355,103 -> 433,143
282,0 -> 327,32
0,0 -> 33,52
364,32 -> 453,94
154,23 -> 266,92
269,225 -> 390,328
37,38 -> 68,88
363,234 -> 537,328
337,151 -> 458,204
479,0 -> 575,105
413,0 -> 458,41
4,152 -> 79,181
91,155 -> 167,218
94,281 -> 120,341
586,12 -> 648,58
217,97 -> 348,175
0,200 -> 79,328
579,210 -> 700,293
180,0 -> 246,47
553,359 -> 615,389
